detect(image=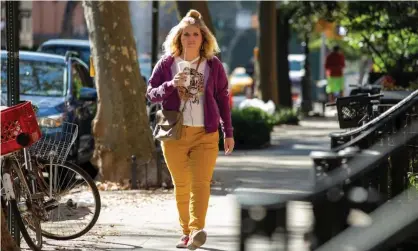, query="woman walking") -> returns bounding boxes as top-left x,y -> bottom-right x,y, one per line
146,9 -> 234,250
